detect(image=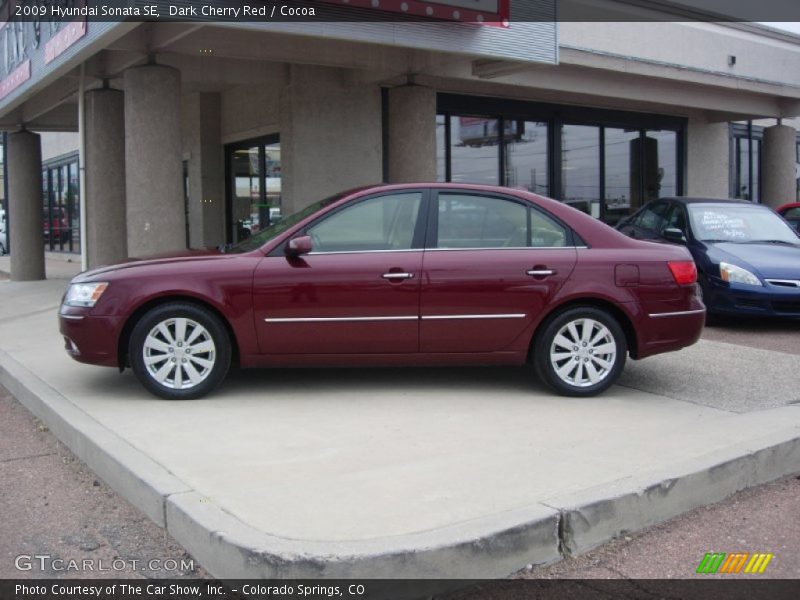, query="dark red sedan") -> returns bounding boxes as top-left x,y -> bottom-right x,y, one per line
59,184 -> 704,399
